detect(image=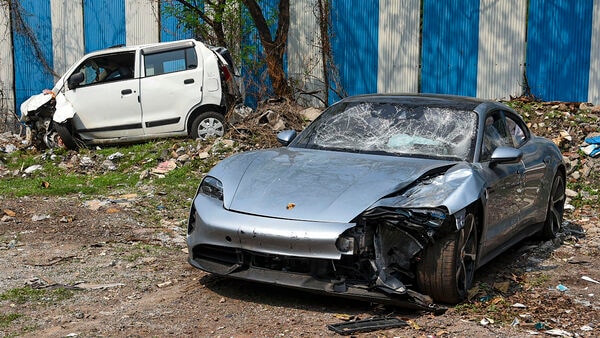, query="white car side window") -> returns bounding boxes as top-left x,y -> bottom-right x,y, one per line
143,47 -> 197,77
